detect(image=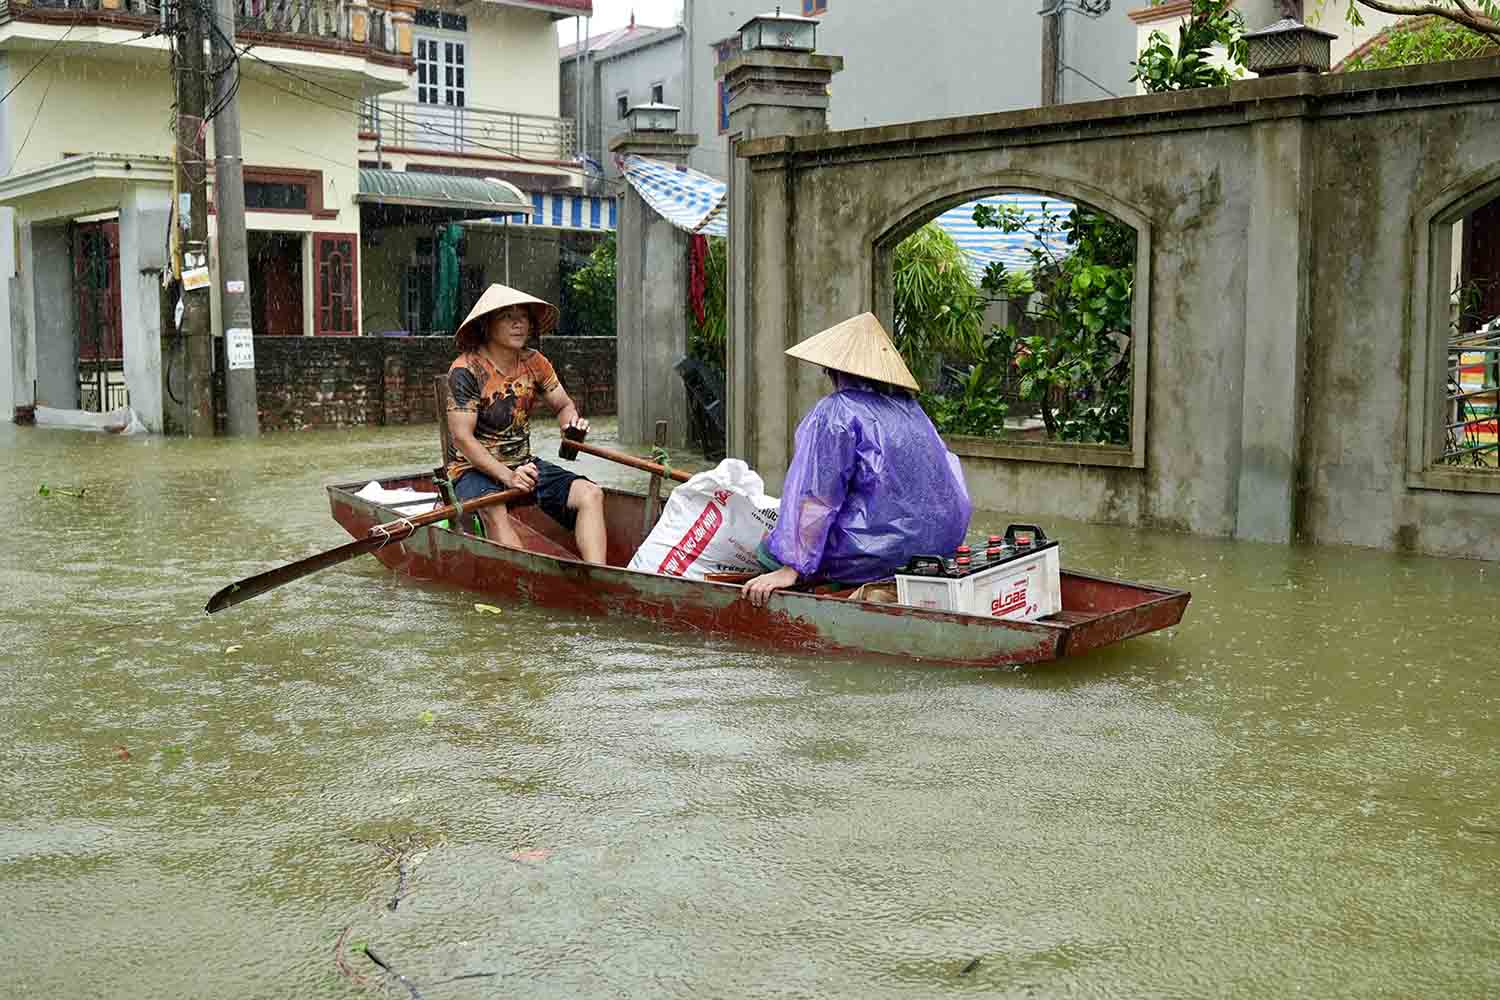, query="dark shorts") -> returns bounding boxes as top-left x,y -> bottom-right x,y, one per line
454,458 -> 589,531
